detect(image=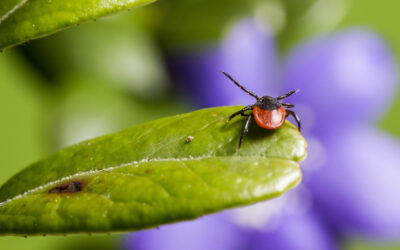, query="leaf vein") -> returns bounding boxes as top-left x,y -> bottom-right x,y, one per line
0,0 -> 28,25
0,156 -> 296,207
